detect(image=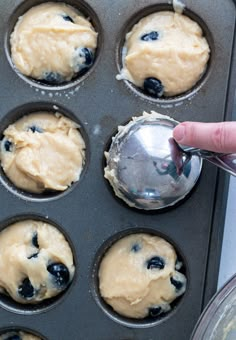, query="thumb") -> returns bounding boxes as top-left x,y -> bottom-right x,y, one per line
173,121 -> 236,153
